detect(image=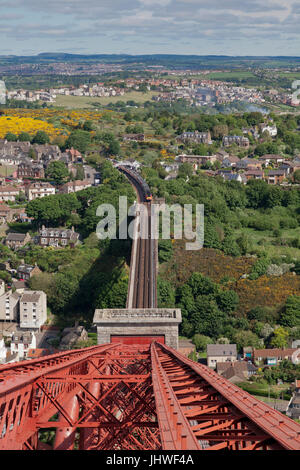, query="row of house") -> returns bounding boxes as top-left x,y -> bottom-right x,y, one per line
207,344 -> 300,391
4,225 -> 80,250
174,153 -> 300,184
177,131 -> 213,145
0,181 -> 55,202
0,178 -> 92,203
